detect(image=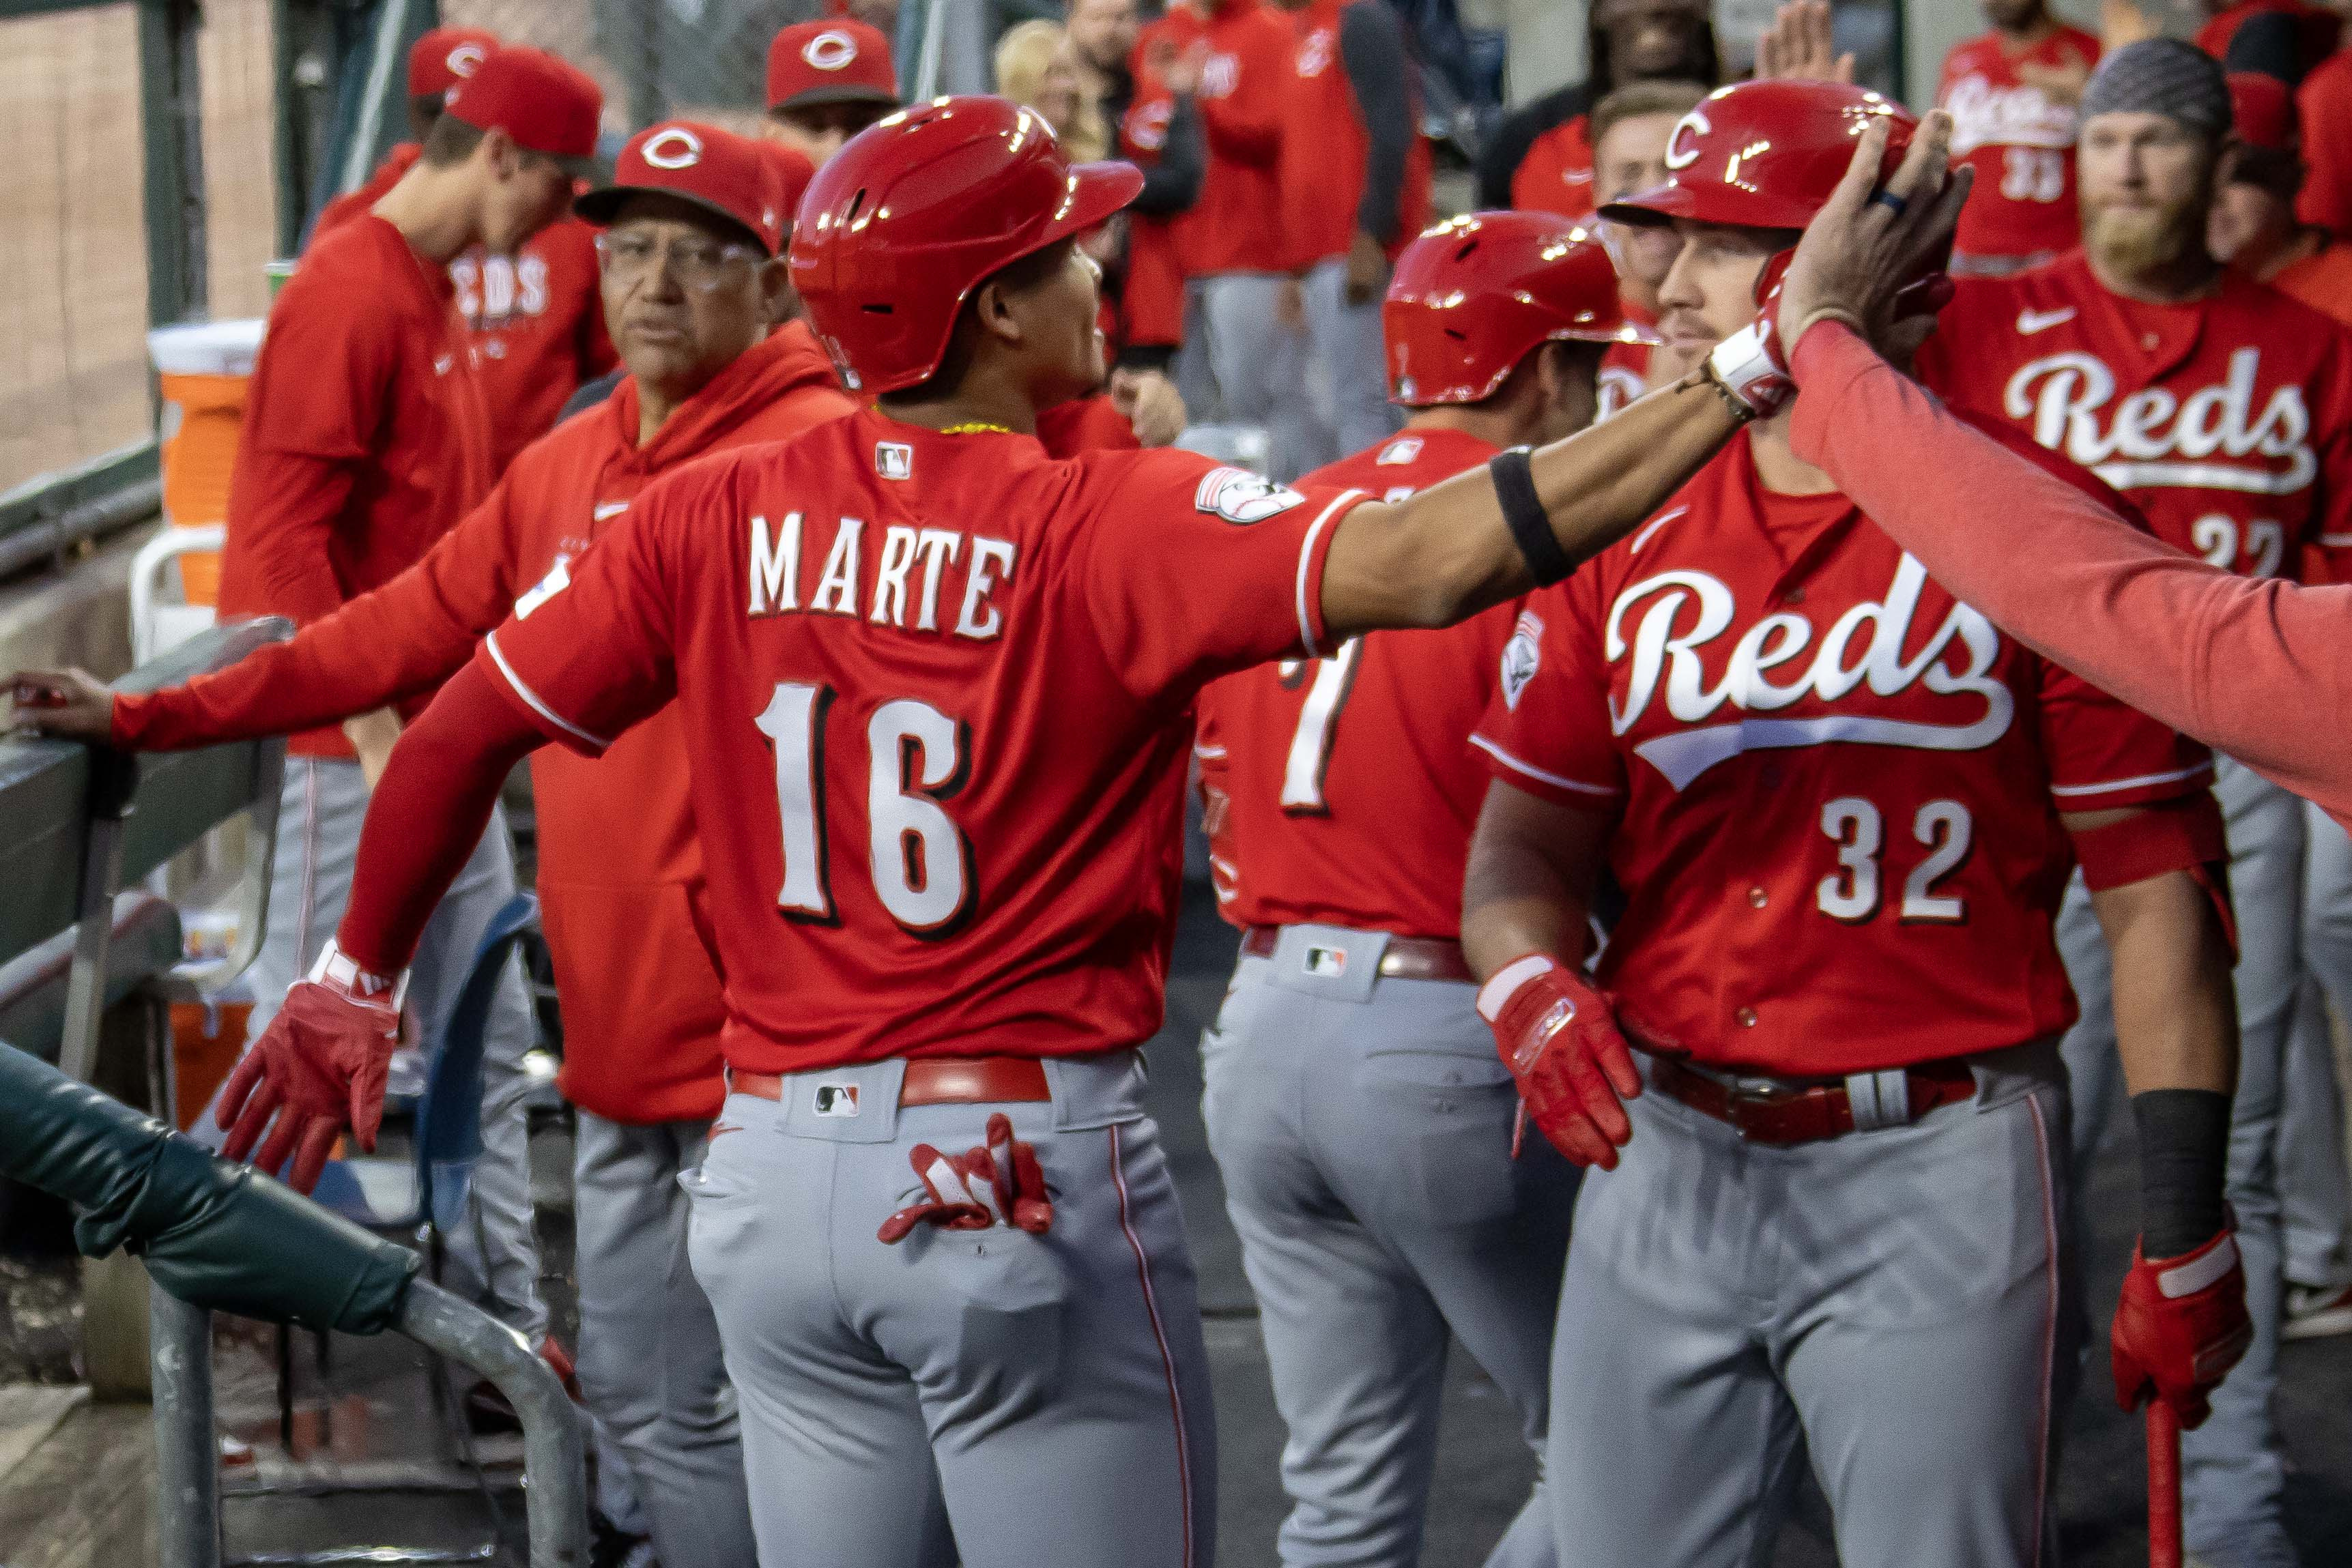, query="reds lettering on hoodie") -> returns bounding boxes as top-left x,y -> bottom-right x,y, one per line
1919,252 -> 2352,578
